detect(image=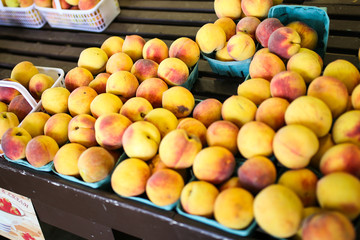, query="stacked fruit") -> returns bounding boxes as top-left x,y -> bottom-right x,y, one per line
33,0 -> 99,10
